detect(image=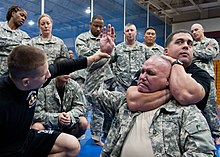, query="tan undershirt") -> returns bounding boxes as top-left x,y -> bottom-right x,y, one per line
120,109 -> 157,157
